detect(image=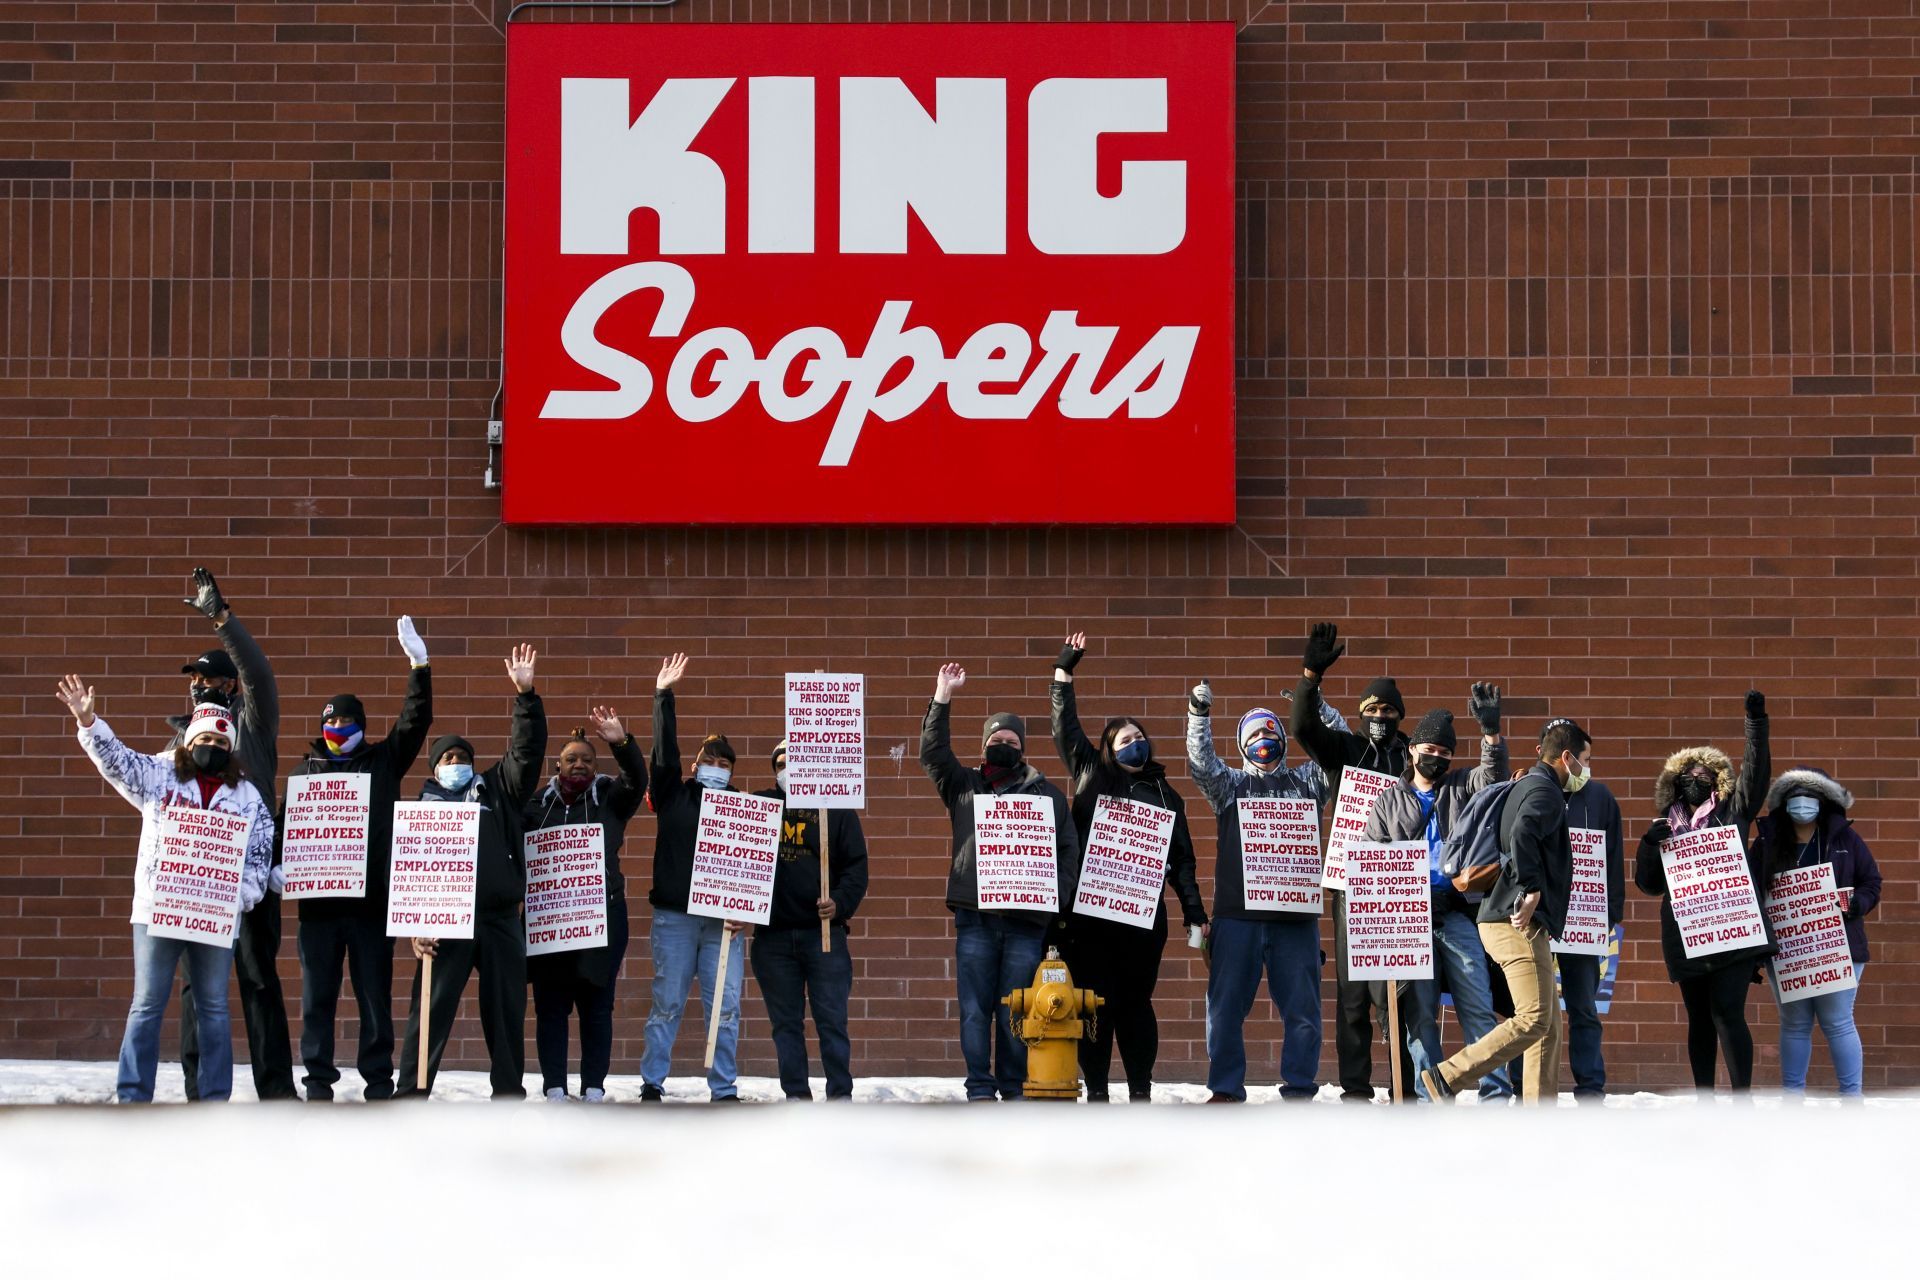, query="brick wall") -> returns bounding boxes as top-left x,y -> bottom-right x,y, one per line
2,2 -> 1915,1092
